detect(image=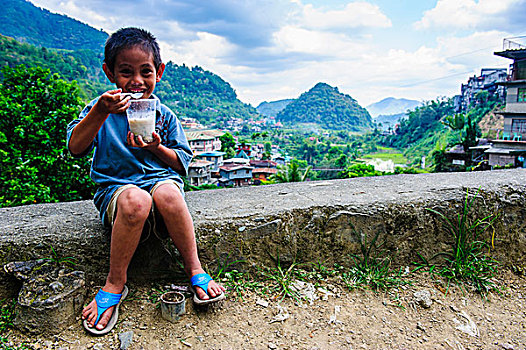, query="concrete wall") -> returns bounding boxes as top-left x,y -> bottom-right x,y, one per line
0,169 -> 525,298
